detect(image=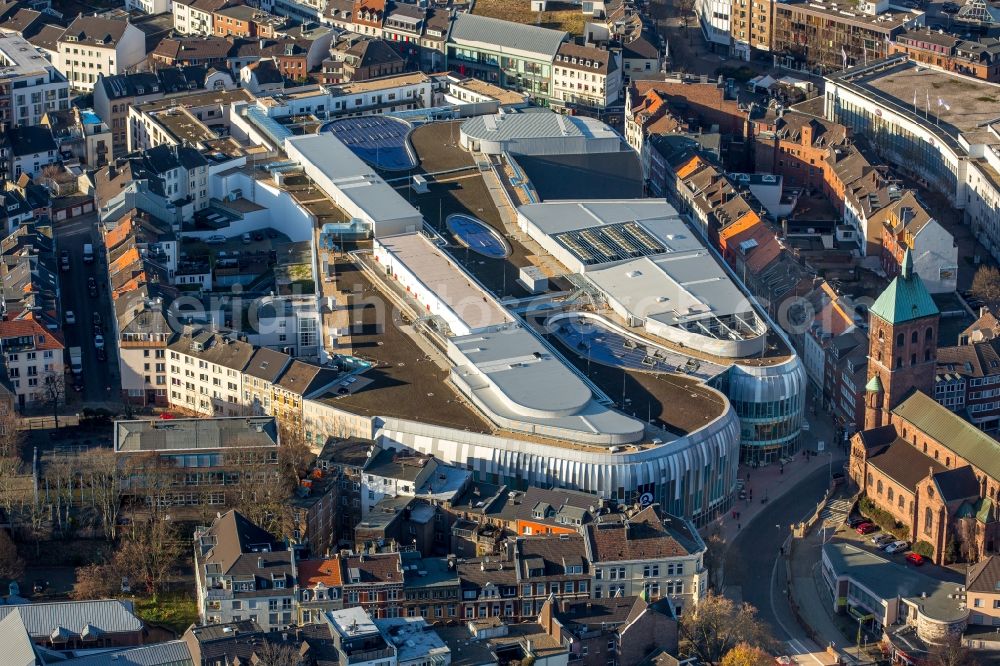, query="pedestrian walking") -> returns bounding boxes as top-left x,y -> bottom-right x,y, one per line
737,522 -> 741,530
